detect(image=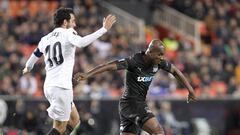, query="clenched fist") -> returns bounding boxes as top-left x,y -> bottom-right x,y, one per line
74,72 -> 88,82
